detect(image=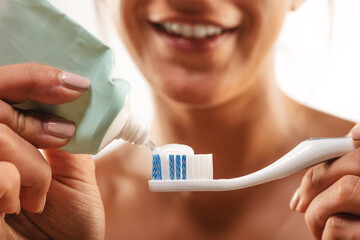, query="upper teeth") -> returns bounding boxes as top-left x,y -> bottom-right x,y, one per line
162,22 -> 223,39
